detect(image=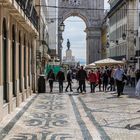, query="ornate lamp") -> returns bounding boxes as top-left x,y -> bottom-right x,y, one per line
122,33 -> 126,40
59,22 -> 65,32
